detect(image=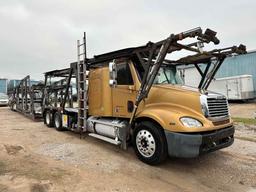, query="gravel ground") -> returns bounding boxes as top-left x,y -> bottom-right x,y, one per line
235,123 -> 256,143
0,107 -> 256,192
229,101 -> 256,118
